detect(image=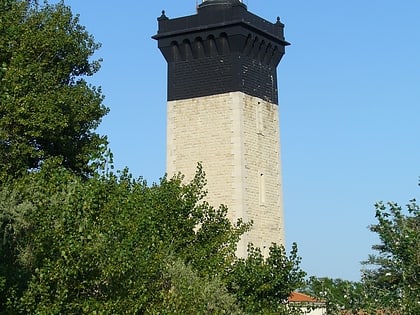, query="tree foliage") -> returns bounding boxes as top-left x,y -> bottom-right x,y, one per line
361,200 -> 420,314
227,243 -> 306,314
302,276 -> 372,314
0,164 -> 248,313
0,0 -> 108,182
151,259 -> 244,314
0,163 -> 306,314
